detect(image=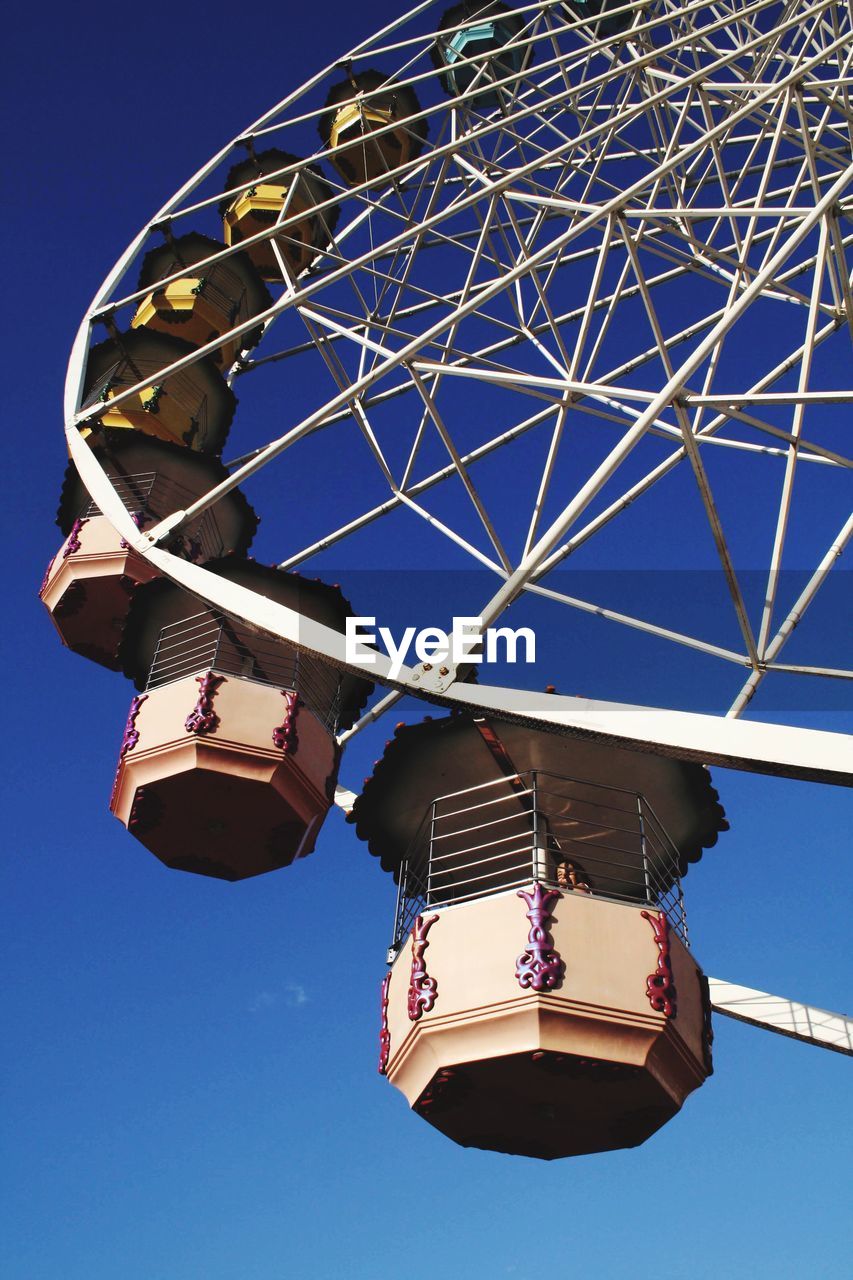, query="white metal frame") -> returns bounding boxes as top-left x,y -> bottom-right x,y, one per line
709,979 -> 853,1055
61,0 -> 852,1053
